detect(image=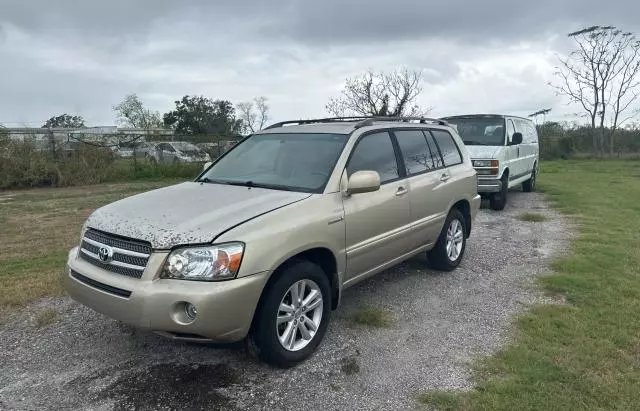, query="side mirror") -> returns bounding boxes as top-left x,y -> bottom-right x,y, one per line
511,132 -> 523,145
203,161 -> 212,171
347,170 -> 381,195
